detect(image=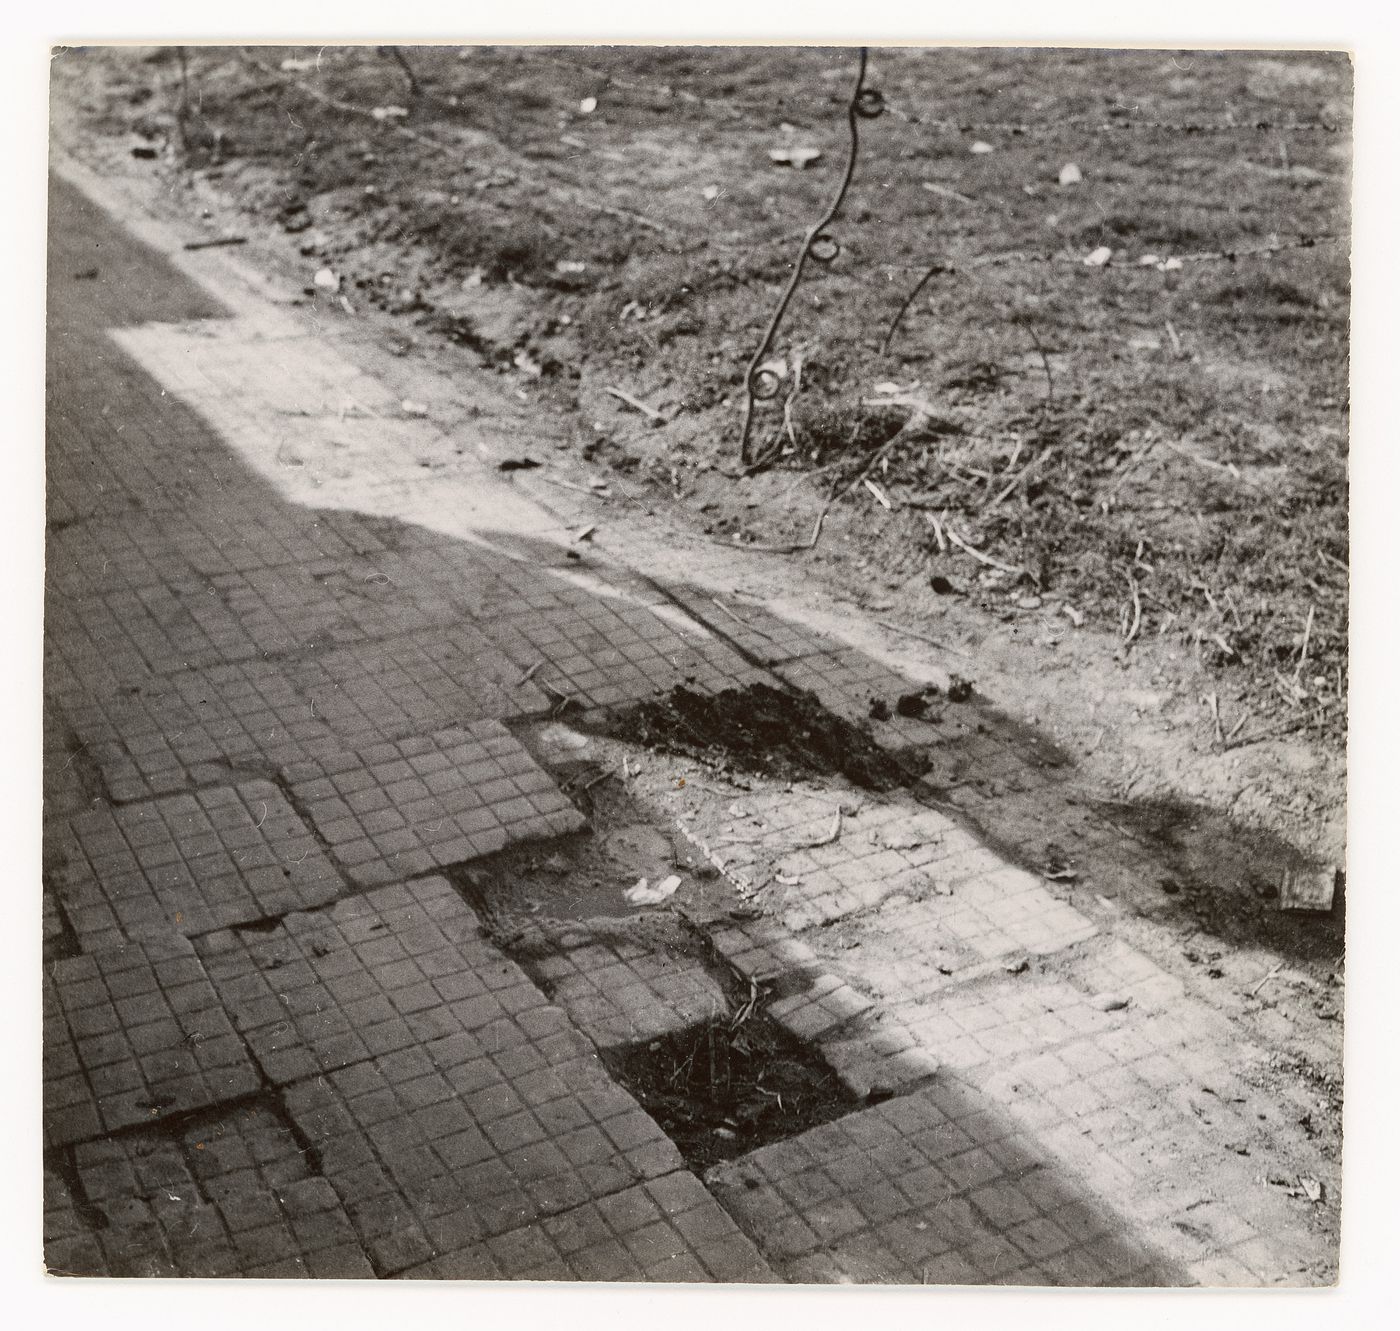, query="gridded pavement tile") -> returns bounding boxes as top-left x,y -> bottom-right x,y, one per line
282,1012 -> 685,1269
44,504 -> 397,601
828,880 -> 1097,999
482,599 -> 772,711
516,921 -> 732,1048
45,576 -> 272,689
291,624 -> 551,746
400,1172 -> 775,1283
775,648 -> 961,751
283,721 -> 584,887
44,935 -> 260,1147
705,1081 -> 1186,1286
661,587 -> 847,667
195,878 -> 517,1084
51,781 -> 344,949
50,1102 -> 375,1278
702,916 -> 937,1096
61,662 -> 344,803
